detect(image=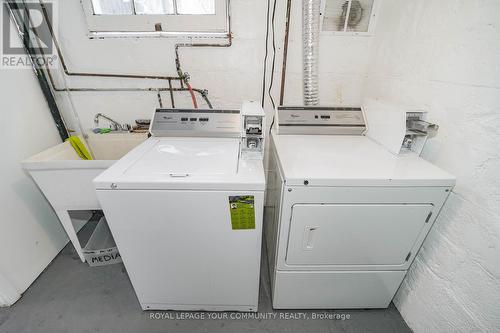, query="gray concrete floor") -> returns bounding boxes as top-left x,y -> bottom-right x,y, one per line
0,223 -> 411,333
